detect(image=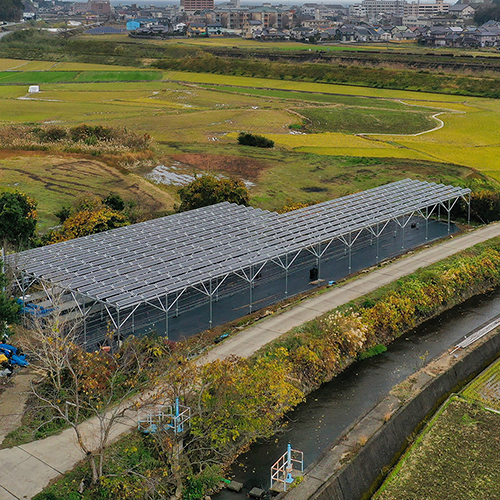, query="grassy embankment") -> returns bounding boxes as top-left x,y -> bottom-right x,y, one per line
0,154 -> 174,231
374,356 -> 500,500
